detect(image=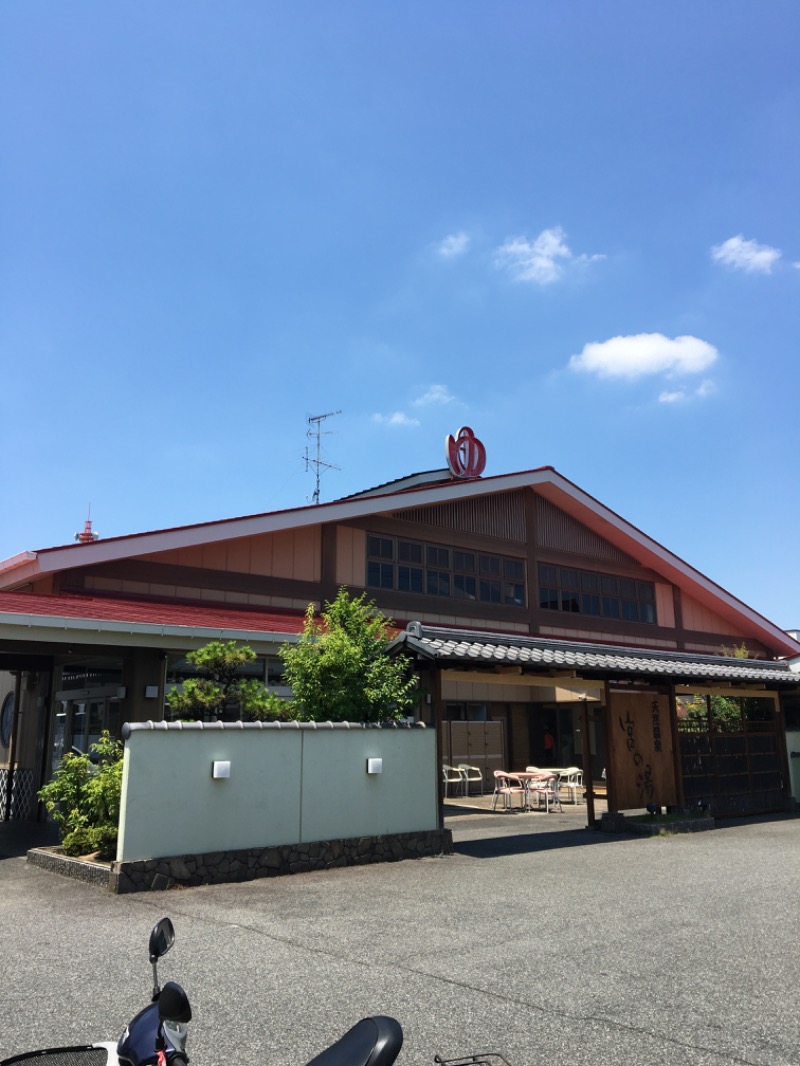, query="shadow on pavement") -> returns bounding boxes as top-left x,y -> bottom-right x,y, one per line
452,826 -> 629,857
0,821 -> 59,860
